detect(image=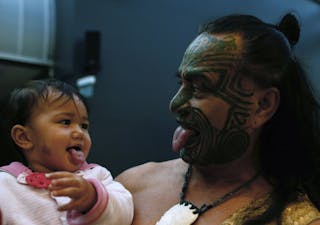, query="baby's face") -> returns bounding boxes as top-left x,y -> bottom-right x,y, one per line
23,91 -> 91,172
